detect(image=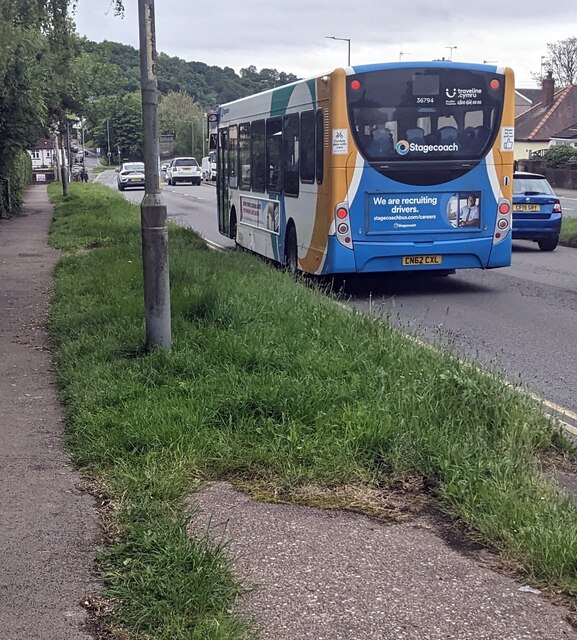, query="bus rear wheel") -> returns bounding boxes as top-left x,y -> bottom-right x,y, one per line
284,226 -> 298,273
